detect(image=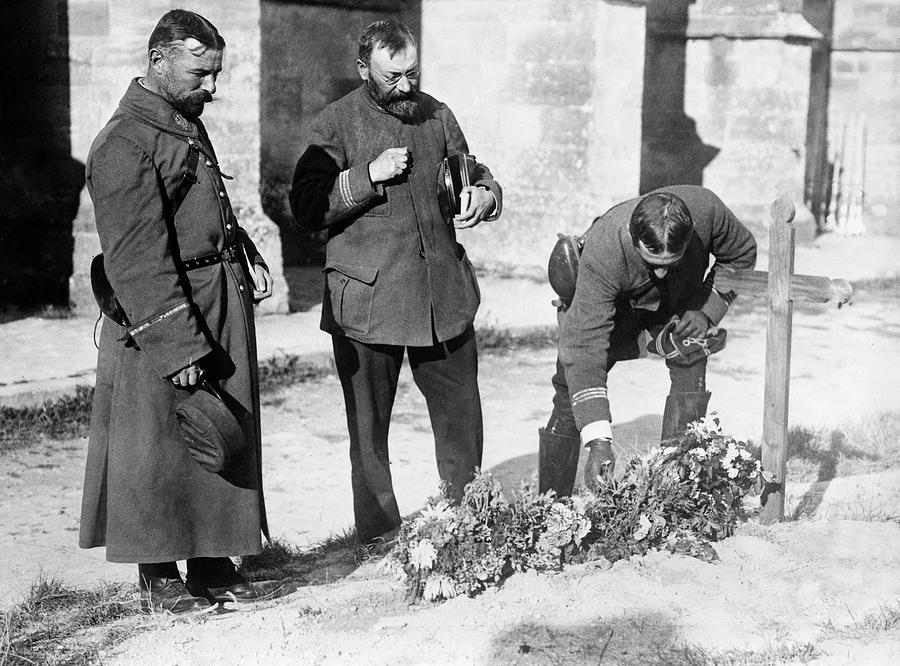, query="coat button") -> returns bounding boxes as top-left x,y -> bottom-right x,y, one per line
239,285 -> 245,292
226,223 -> 232,230
219,191 -> 225,198
206,160 -> 213,167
